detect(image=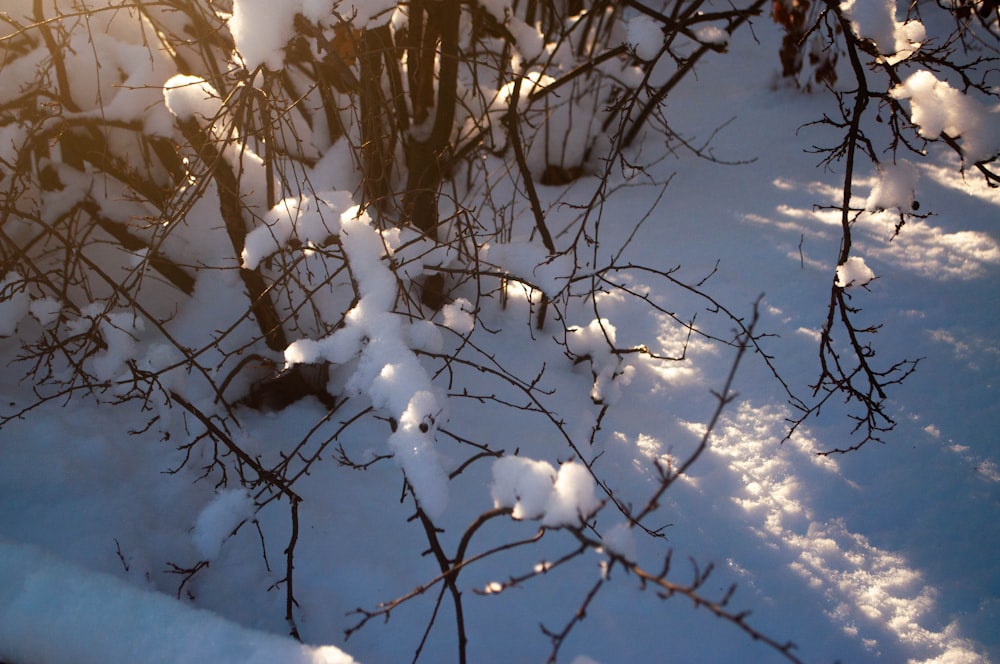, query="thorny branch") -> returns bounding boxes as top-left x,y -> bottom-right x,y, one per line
4,1 -> 996,661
